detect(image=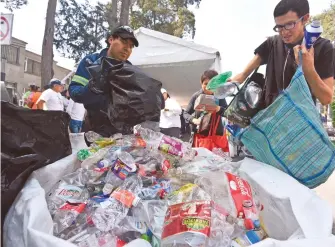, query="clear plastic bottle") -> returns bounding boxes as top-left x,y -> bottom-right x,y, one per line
103,151 -> 137,193
134,125 -> 197,161
214,82 -> 240,100
53,202 -> 87,235
92,175 -> 143,232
